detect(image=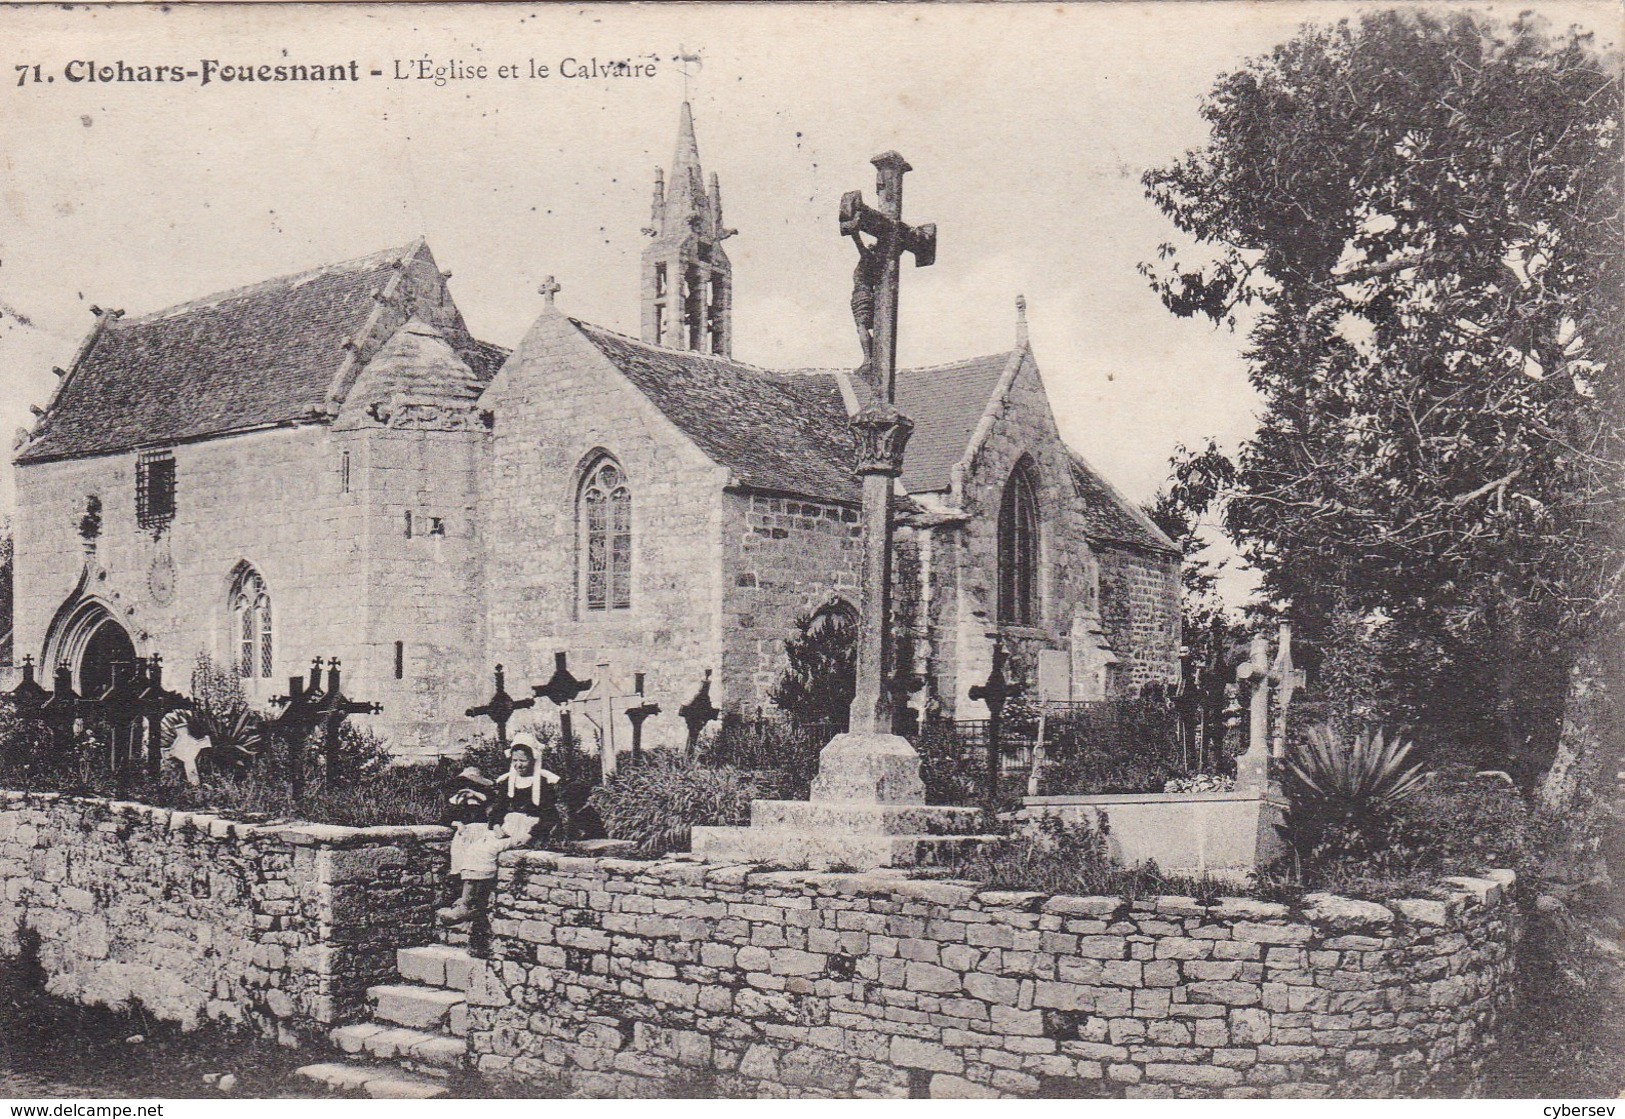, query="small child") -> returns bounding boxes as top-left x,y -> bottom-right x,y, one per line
438,766 -> 501,925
